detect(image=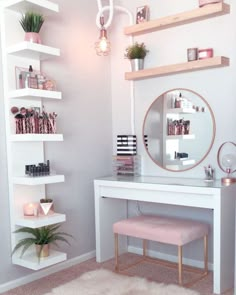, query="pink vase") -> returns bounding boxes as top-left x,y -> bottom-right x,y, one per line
199,0 -> 222,7
25,32 -> 42,44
